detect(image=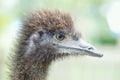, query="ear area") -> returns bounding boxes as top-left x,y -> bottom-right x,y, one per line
24,33 -> 39,55
24,28 -> 46,55
30,28 -> 47,42
37,28 -> 47,38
